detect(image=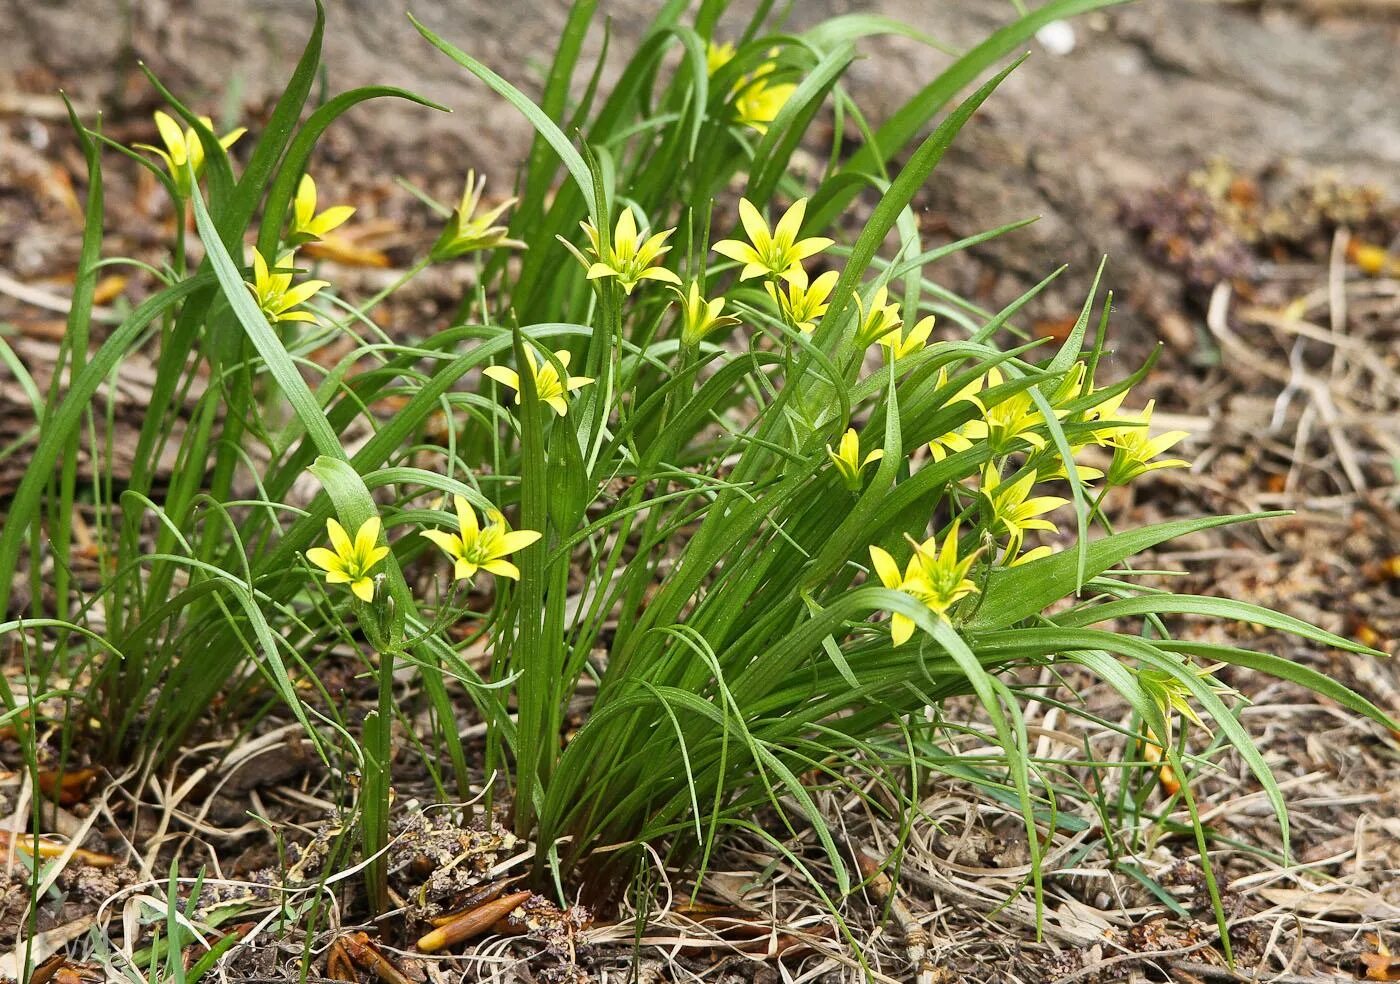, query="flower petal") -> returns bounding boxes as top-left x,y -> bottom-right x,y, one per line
639,267 -> 681,284
869,546 -> 901,590
421,528 -> 463,557
281,279 -> 330,310
481,558 -> 521,580
327,518 -> 353,556
453,495 -> 479,539
295,174 -> 316,227
890,613 -> 915,647
496,529 -> 542,554
363,545 -> 390,568
483,365 -> 520,391
614,208 -> 639,251
453,558 -> 479,581
153,111 -> 187,164
351,577 -> 375,603
711,239 -> 762,266
790,236 -> 834,261
354,516 -> 382,558
317,205 -> 356,231
305,547 -> 342,573
773,197 -> 807,245
737,198 -> 770,252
